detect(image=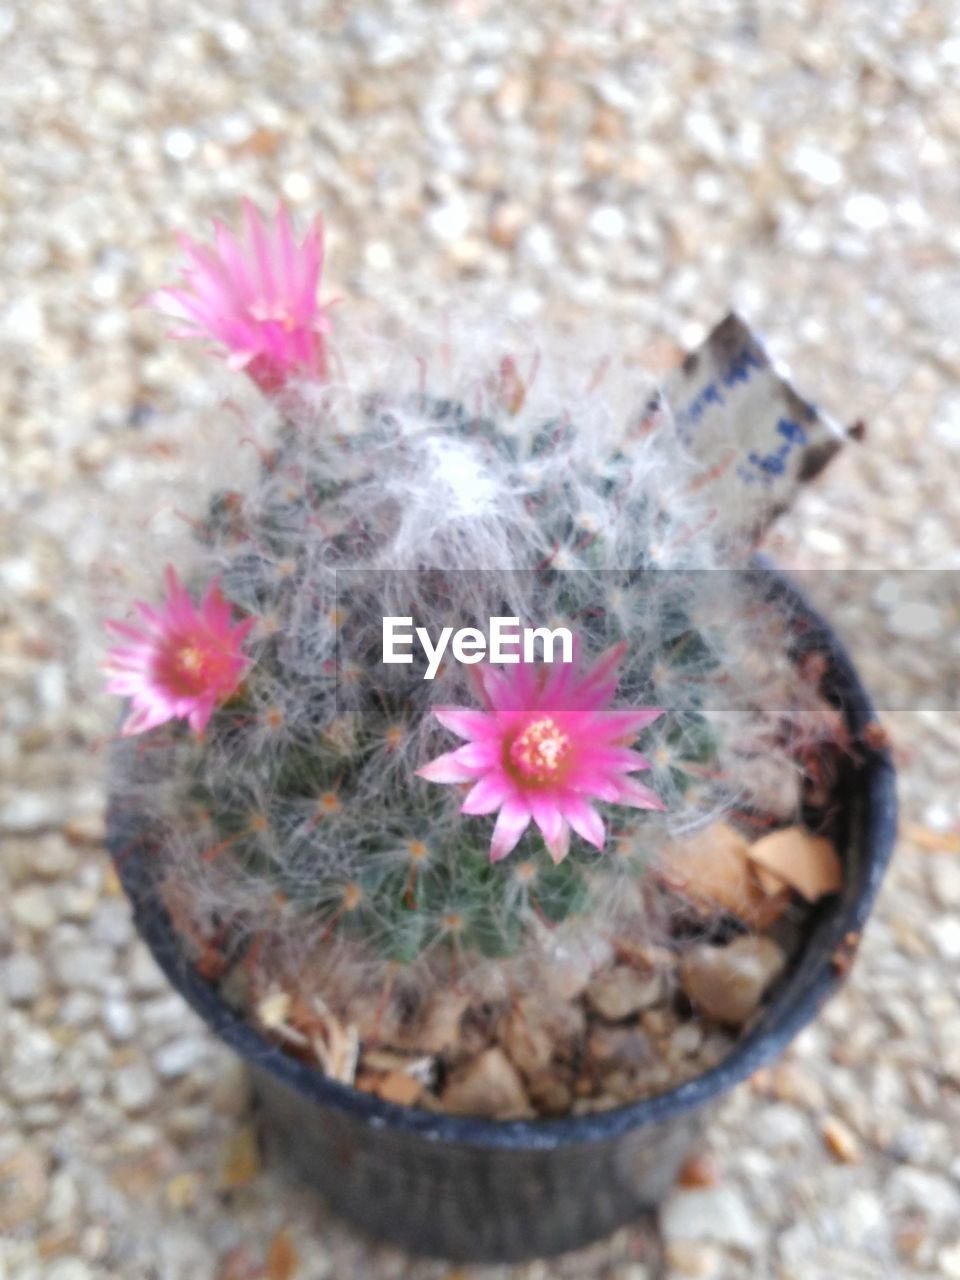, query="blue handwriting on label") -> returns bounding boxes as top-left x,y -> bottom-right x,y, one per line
737,417 -> 809,486
674,345 -> 765,439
